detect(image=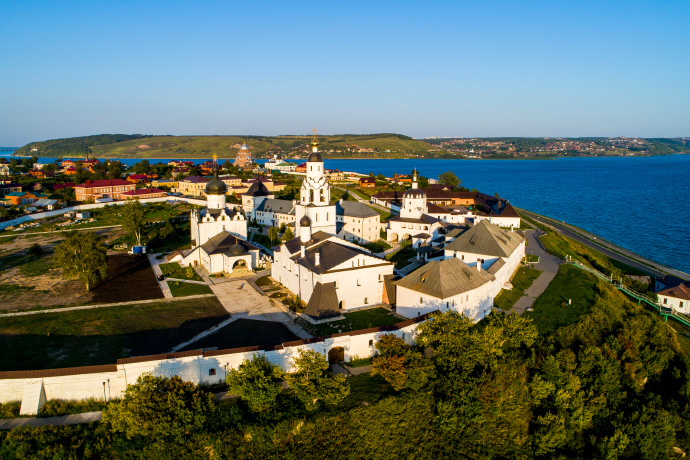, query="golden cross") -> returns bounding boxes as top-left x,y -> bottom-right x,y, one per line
212,153 -> 218,162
